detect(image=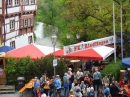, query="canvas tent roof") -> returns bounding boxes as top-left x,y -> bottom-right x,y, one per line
6,43 -> 60,59
54,46 -> 114,60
